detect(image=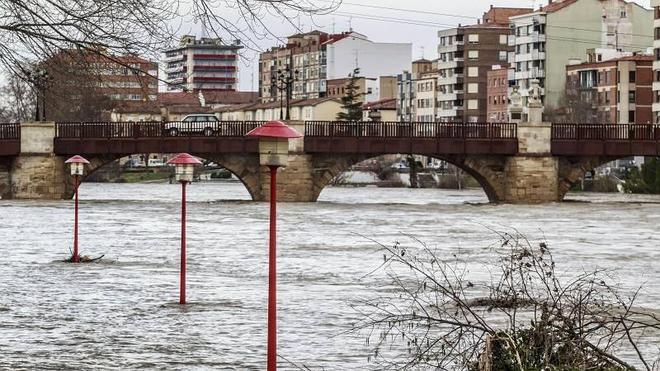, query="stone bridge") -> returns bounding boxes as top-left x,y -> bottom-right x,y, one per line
1,107 -> 659,203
